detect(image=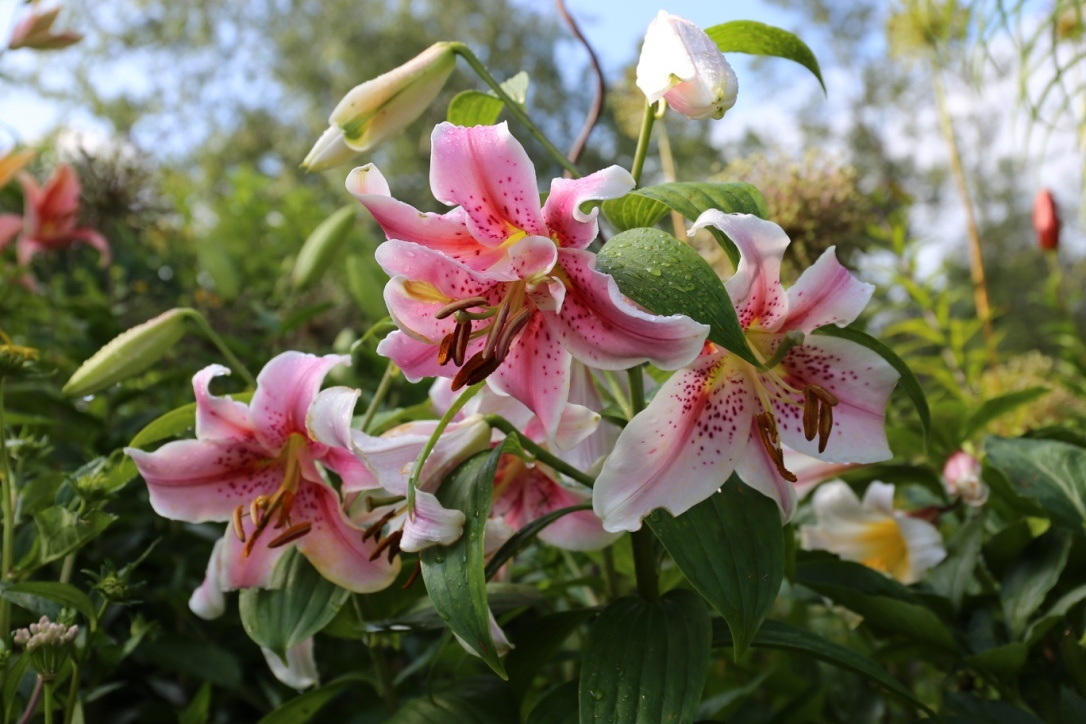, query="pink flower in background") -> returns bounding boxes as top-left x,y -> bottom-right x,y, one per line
8,5 -> 82,51
347,122 -> 707,448
943,450 -> 988,507
593,212 -> 899,532
0,165 -> 110,277
1032,188 -> 1060,252
126,352 -> 400,593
